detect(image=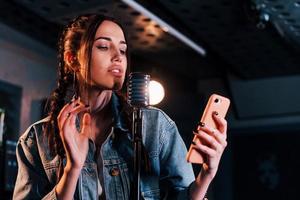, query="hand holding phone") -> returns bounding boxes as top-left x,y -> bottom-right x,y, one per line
186,94 -> 230,164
